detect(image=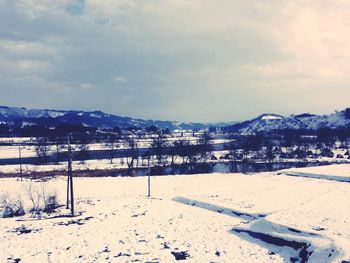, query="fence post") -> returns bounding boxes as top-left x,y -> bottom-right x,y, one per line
147,155 -> 151,197
66,135 -> 74,216
18,145 -> 23,181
